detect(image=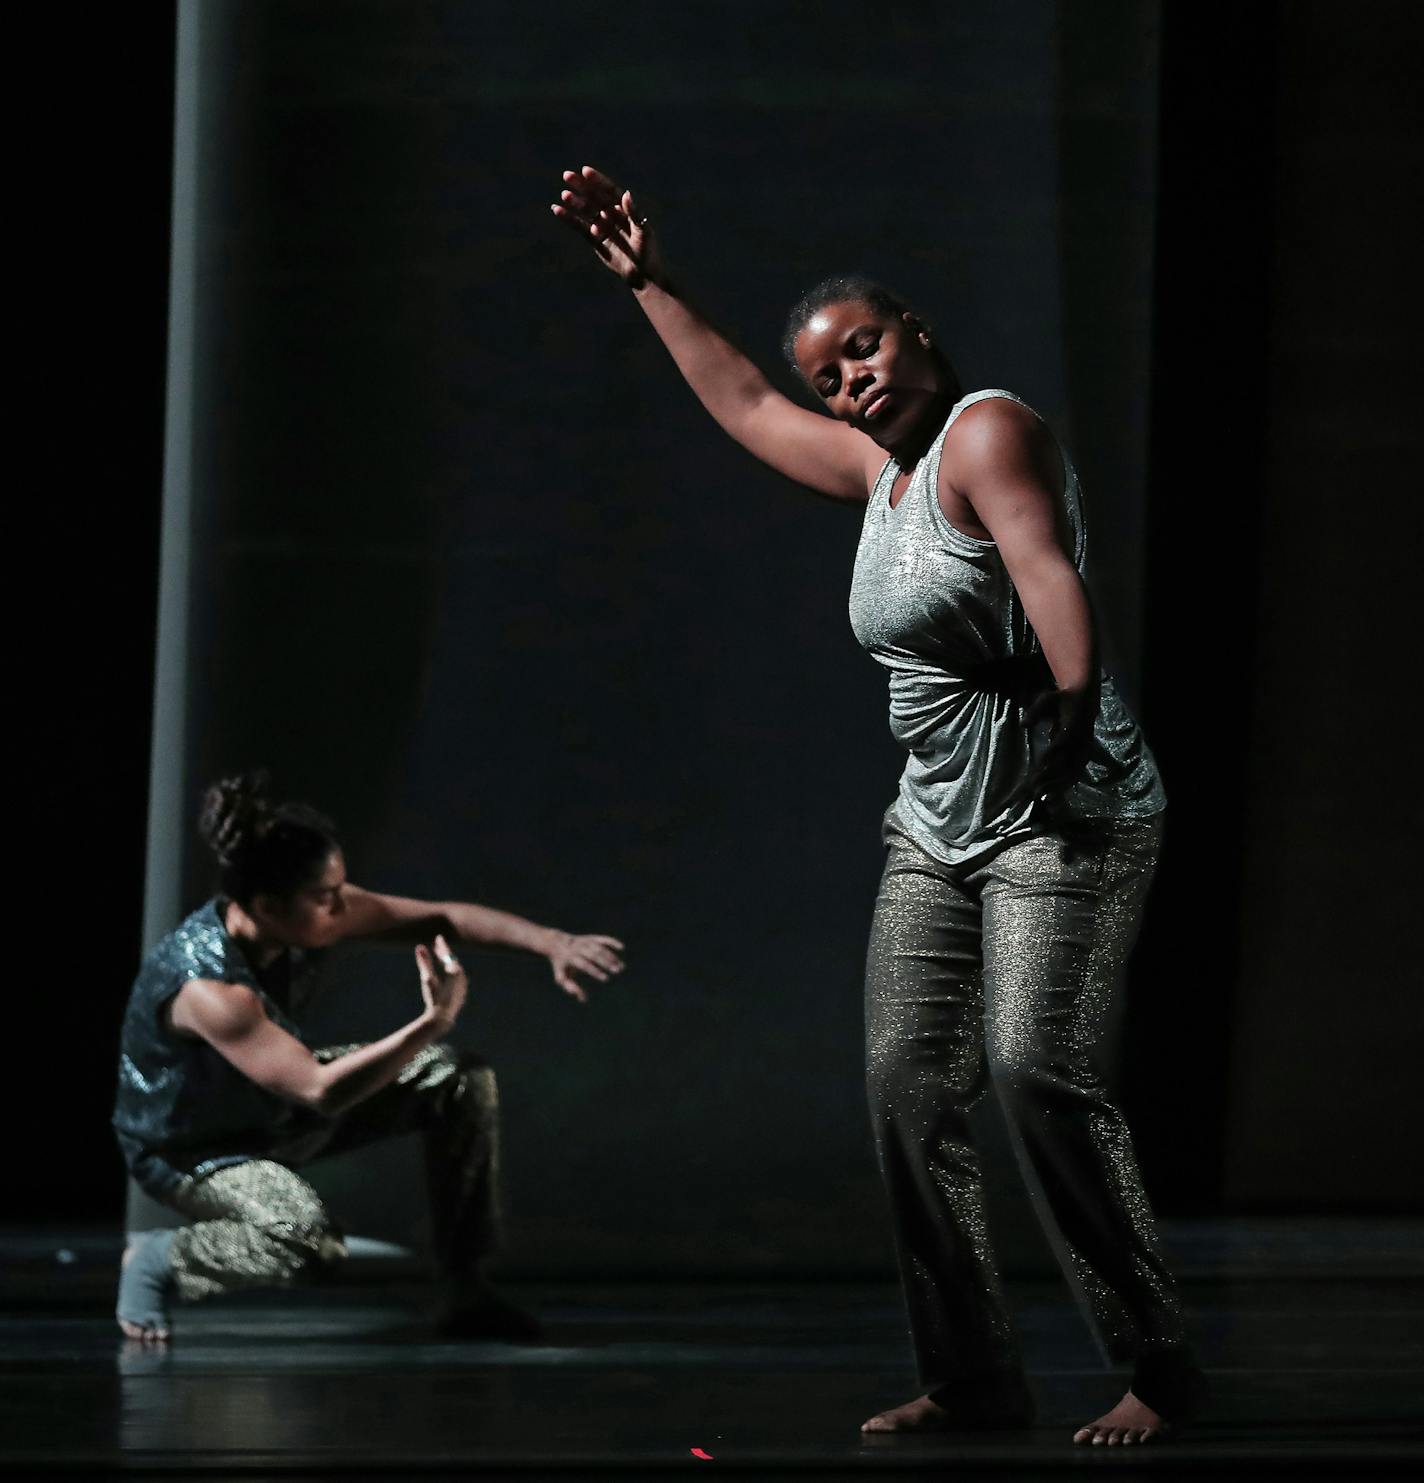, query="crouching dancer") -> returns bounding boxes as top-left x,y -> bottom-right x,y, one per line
113,771 -> 625,1344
